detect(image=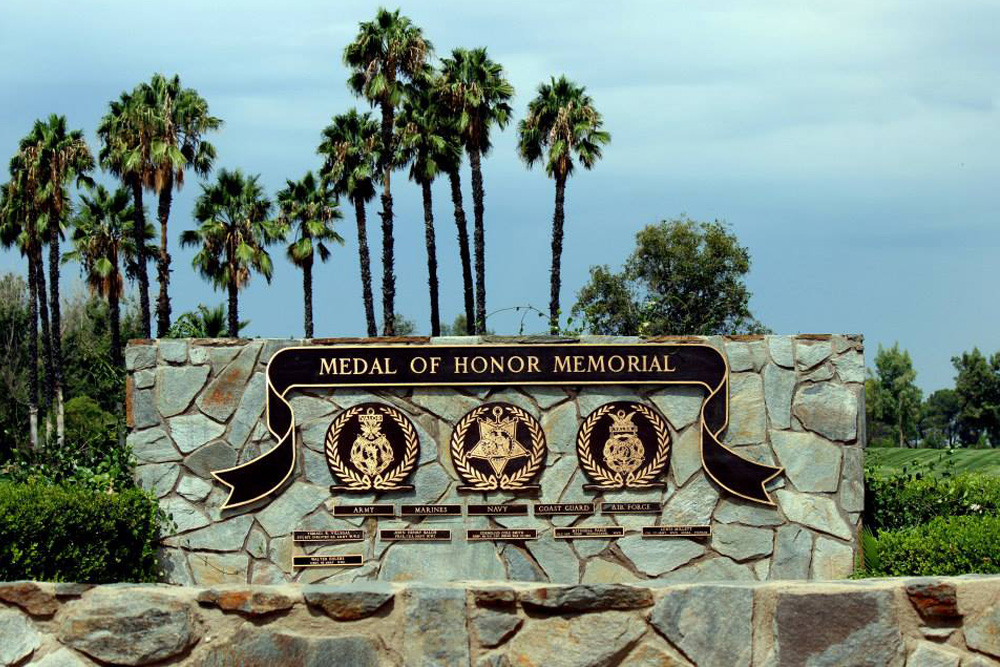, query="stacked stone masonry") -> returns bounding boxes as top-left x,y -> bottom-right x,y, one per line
124,335 -> 865,586
1,578 -> 999,666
